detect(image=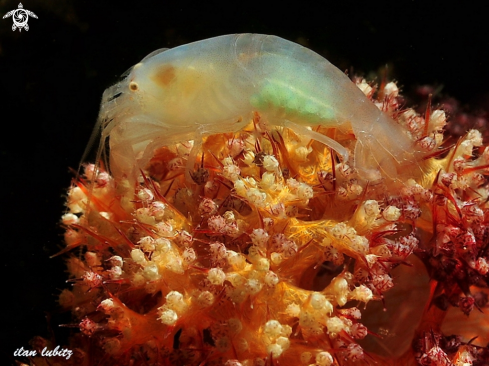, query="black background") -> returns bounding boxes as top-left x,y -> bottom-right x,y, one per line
1,1 -> 488,364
